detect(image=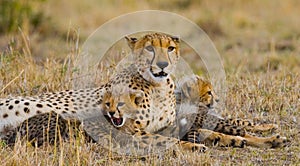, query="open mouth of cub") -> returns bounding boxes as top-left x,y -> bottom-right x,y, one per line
110,117 -> 124,127
152,71 -> 168,78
